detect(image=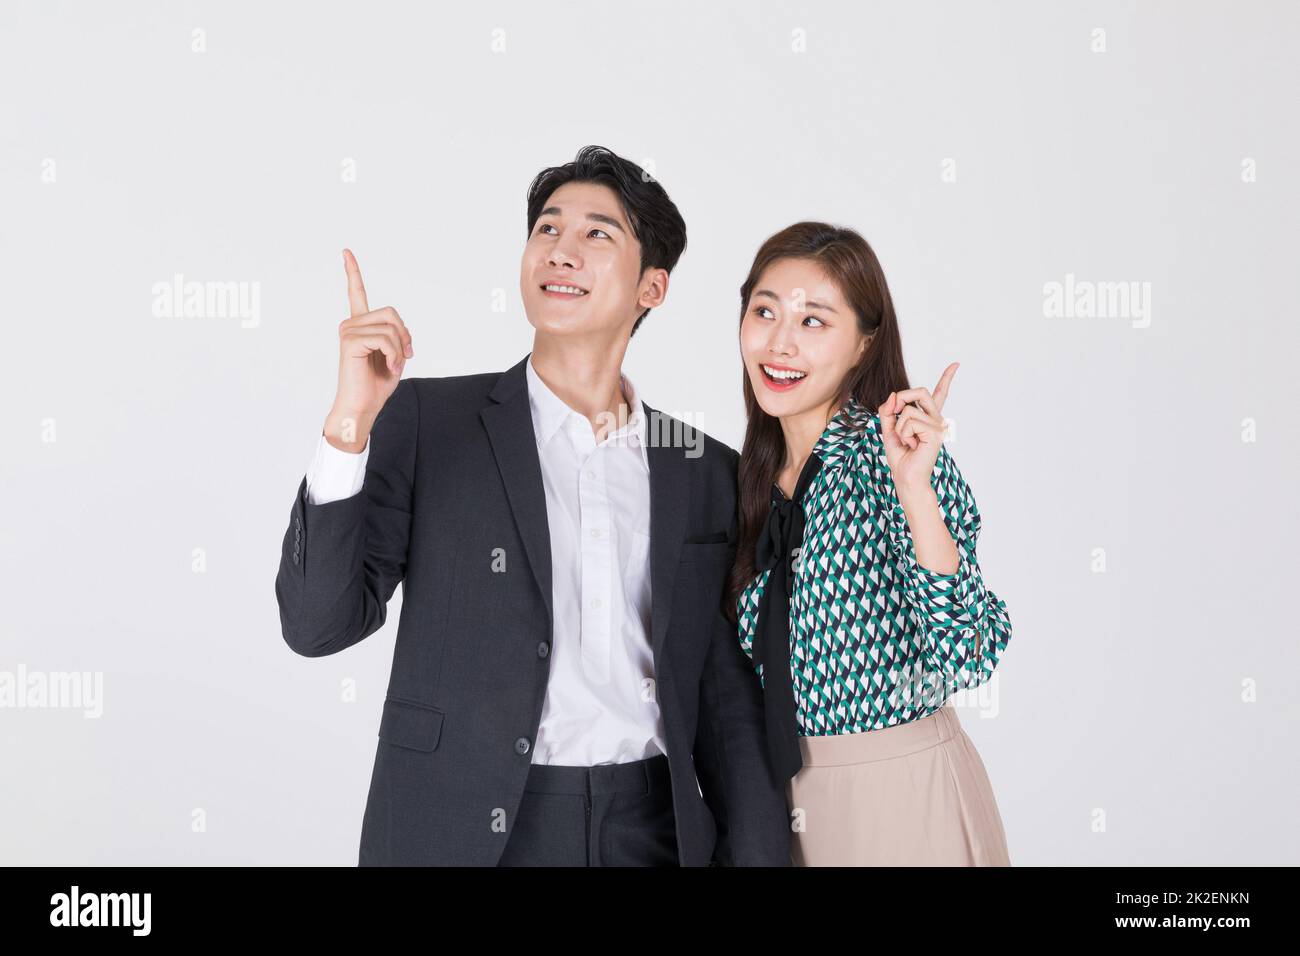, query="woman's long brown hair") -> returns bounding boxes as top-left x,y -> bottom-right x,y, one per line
726,222 -> 913,620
